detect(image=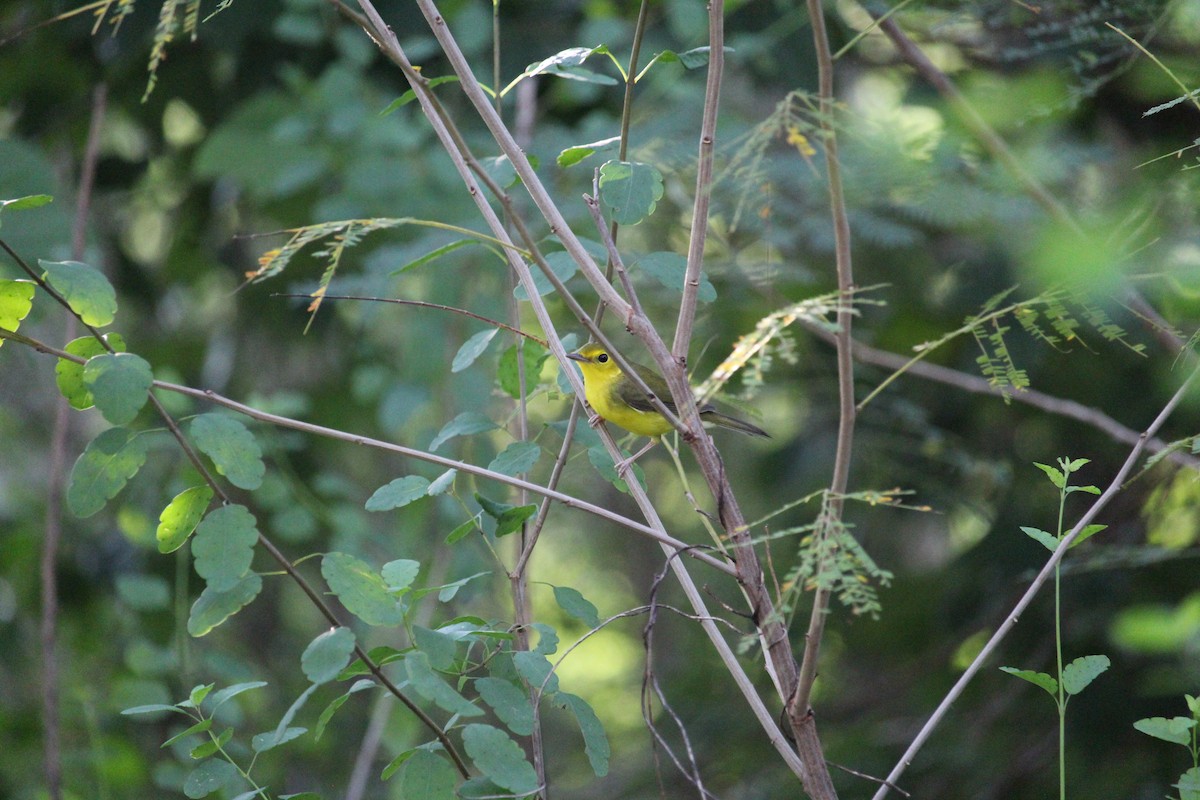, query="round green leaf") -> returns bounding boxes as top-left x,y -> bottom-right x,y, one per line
301,627 -> 356,684
598,160 -> 664,226
192,505 -> 258,592
462,723 -> 539,794
183,758 -> 239,799
82,352 -> 153,425
190,413 -> 265,490
381,559 -> 421,591
475,677 -> 534,736
157,486 -> 215,553
320,552 -> 404,626
39,259 -> 117,327
487,441 -> 541,476
400,749 -> 457,798
188,574 -> 263,637
67,427 -> 149,518
404,651 -> 482,717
